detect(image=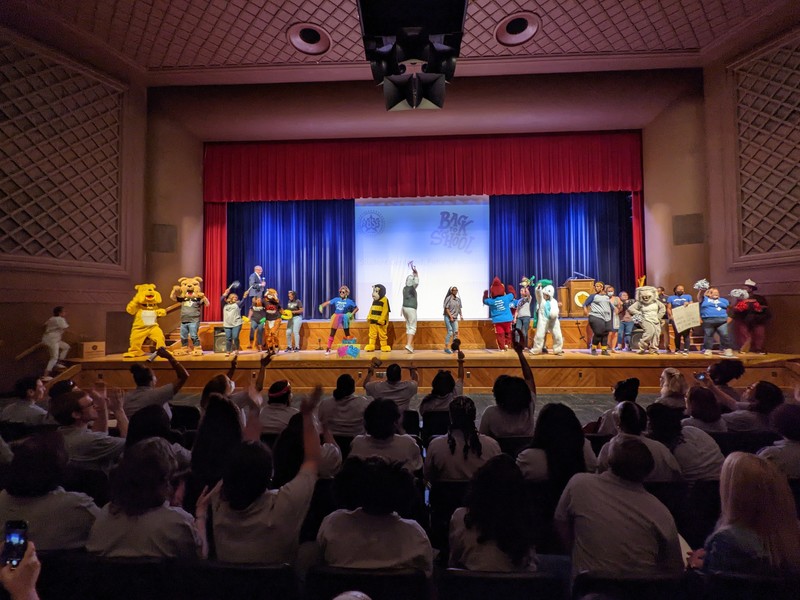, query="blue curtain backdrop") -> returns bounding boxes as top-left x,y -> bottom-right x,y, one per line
226,200 -> 355,319
489,193 -> 635,292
